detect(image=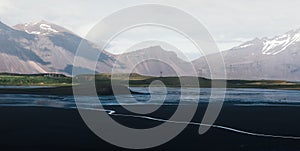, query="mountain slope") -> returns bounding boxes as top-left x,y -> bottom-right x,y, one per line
193,28 -> 300,81
2,20 -> 300,80
2,20 -> 193,76
0,20 -> 116,75
113,46 -> 197,76
0,21 -> 49,73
